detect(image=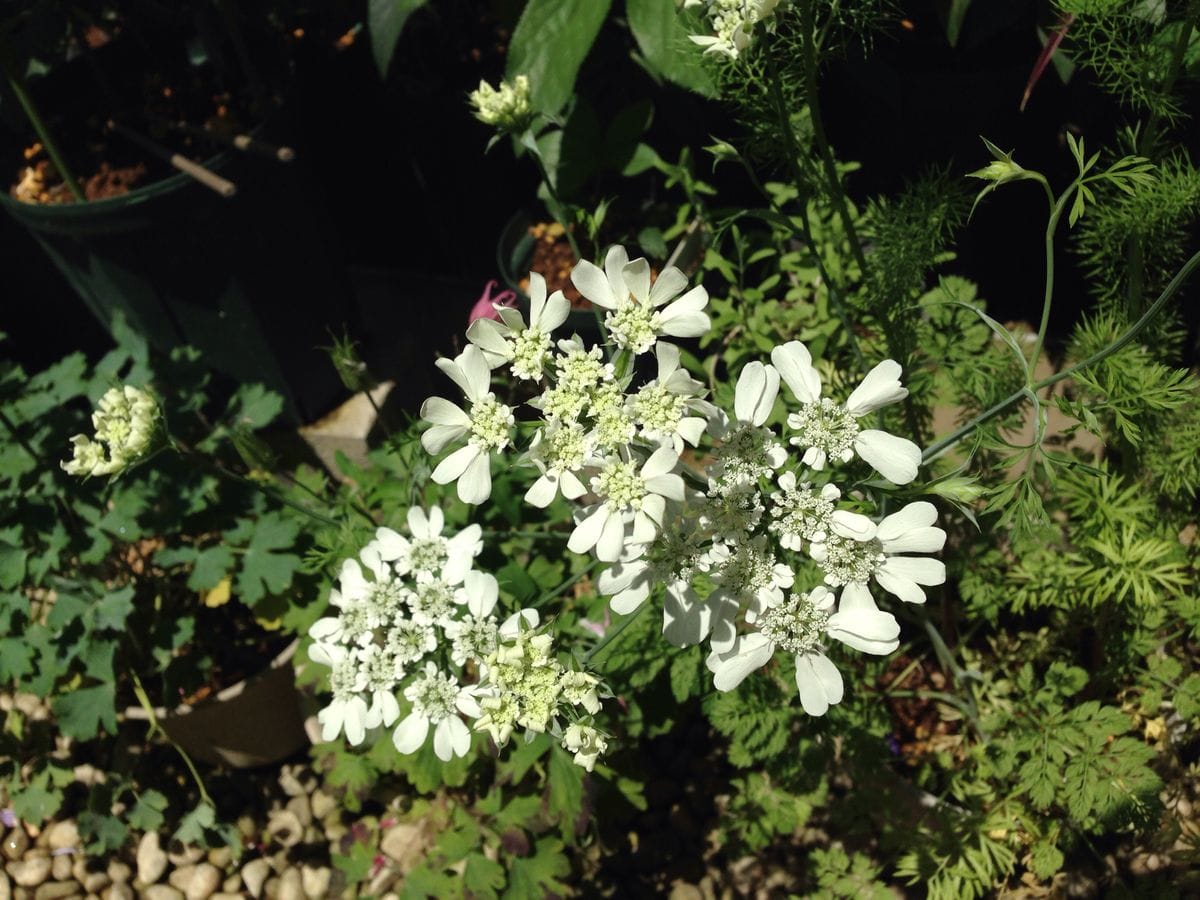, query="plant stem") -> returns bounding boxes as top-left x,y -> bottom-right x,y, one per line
1028,182 -> 1073,374
799,0 -> 869,280
534,561 -> 599,609
922,245 -> 1200,462
0,44 -> 86,203
129,671 -> 214,807
482,529 -> 567,541
582,601 -> 648,665
523,131 -> 581,261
